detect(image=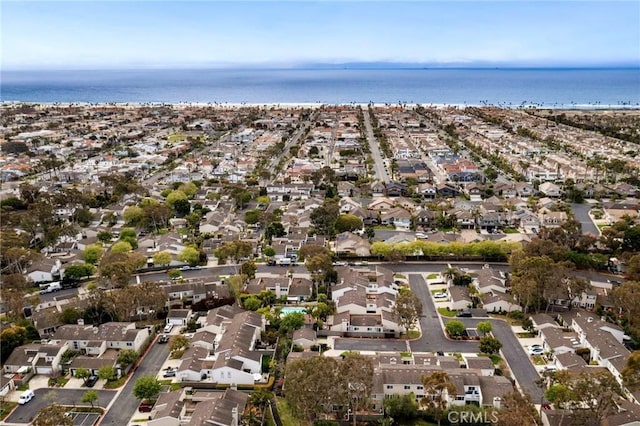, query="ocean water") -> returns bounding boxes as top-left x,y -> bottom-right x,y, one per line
1,68 -> 639,107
